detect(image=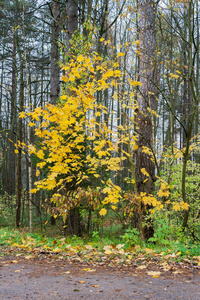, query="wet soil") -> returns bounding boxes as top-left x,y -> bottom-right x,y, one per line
0,255 -> 200,299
